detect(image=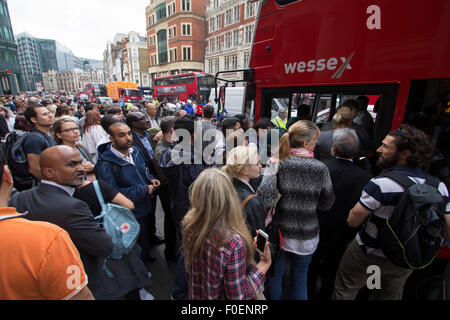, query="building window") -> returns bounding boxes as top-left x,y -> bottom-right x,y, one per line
244,51 -> 250,67
216,14 -> 222,30
214,58 -> 219,73
245,25 -> 254,44
182,46 -> 192,61
149,35 -> 156,46
216,36 -> 222,51
170,48 -> 178,62
233,29 -> 239,47
181,0 -> 191,11
168,26 -> 177,39
209,38 -> 215,53
209,18 -> 215,33
224,56 -> 230,70
225,9 -> 232,26
181,23 -> 192,36
225,32 -> 232,49
232,54 -> 238,70
208,60 -> 213,73
156,4 -> 167,22
245,2 -> 255,18
234,5 -> 240,23
150,54 -> 157,66
167,2 -> 176,16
